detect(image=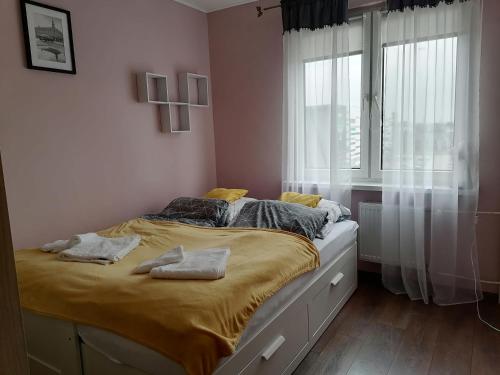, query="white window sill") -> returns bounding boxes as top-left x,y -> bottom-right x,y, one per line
351,183 -> 475,195
285,181 -> 470,193
352,183 -> 382,192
